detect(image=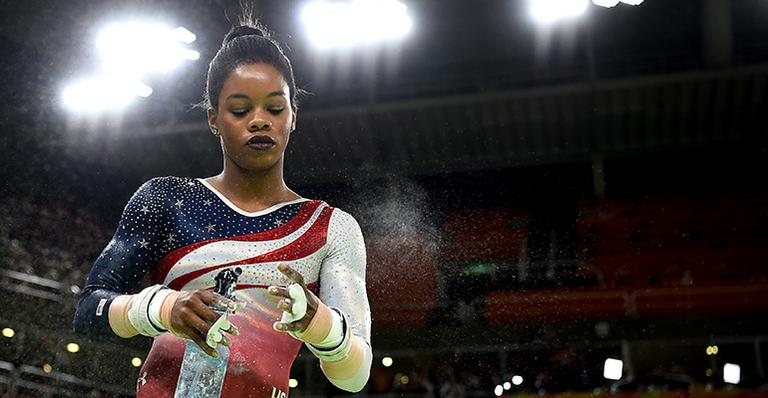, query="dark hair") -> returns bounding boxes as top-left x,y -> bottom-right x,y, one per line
204,22 -> 299,112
